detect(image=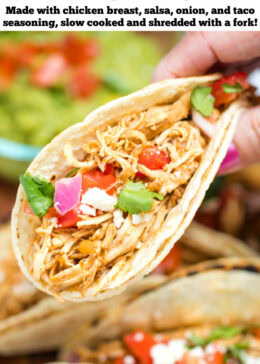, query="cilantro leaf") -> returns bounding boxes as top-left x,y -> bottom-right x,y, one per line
191,86 -> 215,117
20,173 -> 55,218
188,326 -> 245,348
222,82 -> 243,94
117,181 -> 163,215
